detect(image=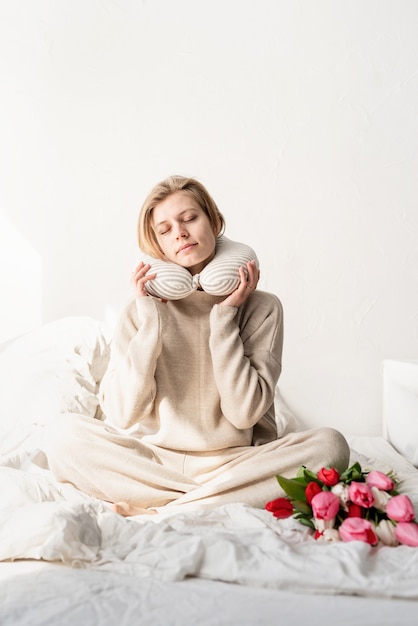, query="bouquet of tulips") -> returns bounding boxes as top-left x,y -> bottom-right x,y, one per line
265,462 -> 418,546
